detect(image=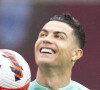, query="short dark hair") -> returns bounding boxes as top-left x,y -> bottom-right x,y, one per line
50,13 -> 85,49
